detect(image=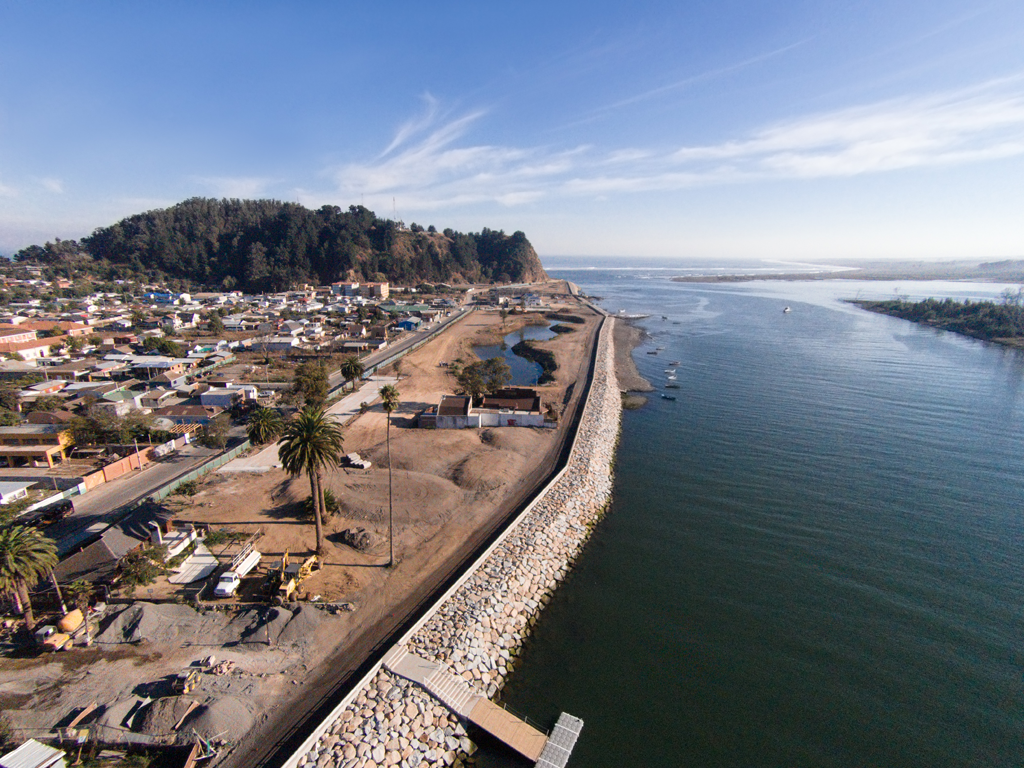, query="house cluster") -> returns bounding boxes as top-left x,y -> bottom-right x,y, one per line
0,275 -> 464,470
